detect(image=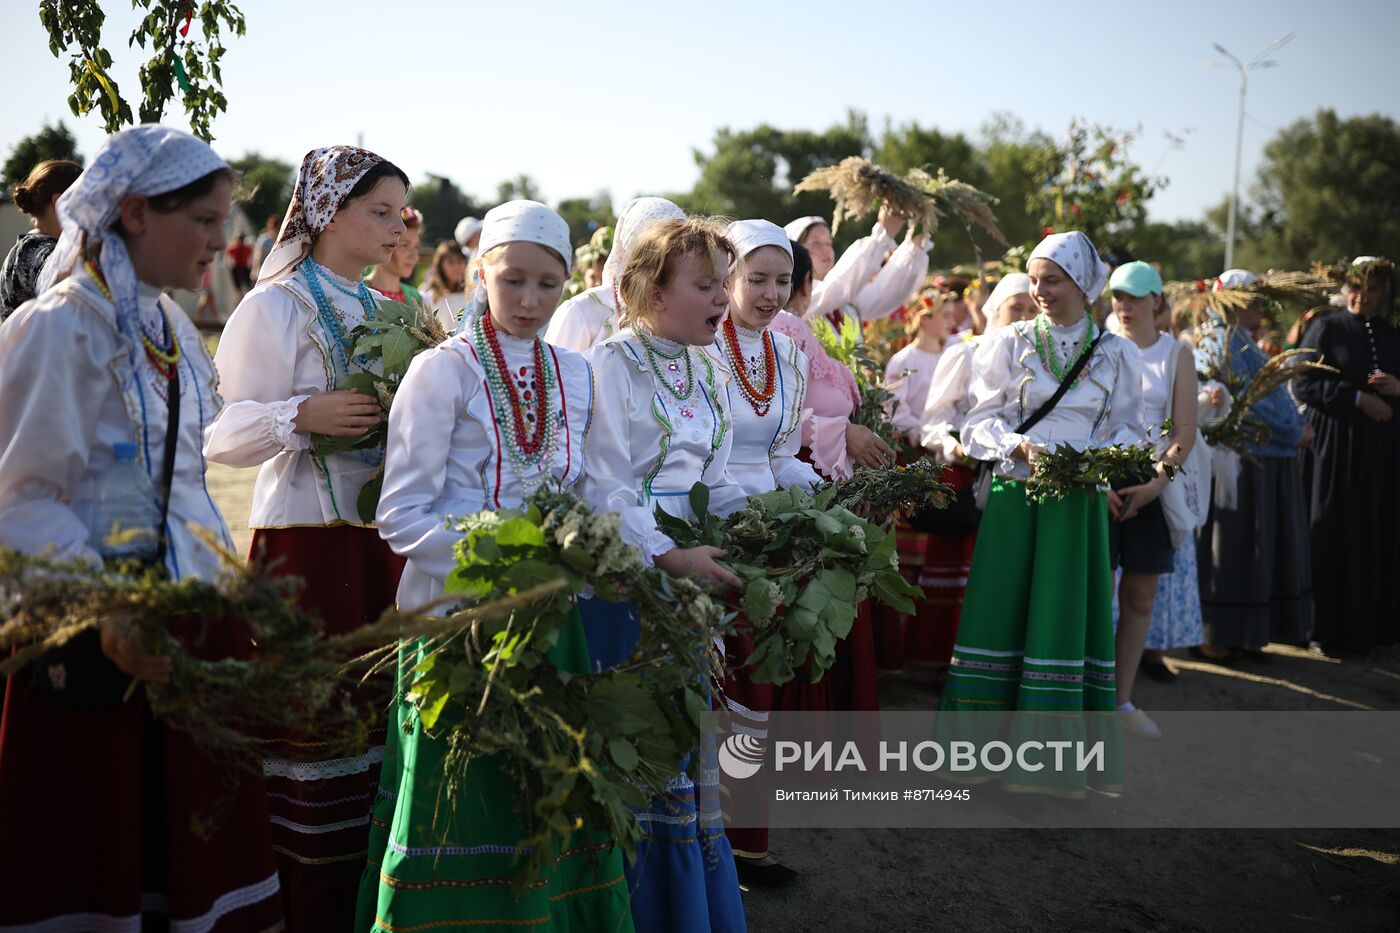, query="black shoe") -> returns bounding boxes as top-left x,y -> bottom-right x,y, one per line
1139,657 -> 1178,683
1189,645 -> 1241,663
734,856 -> 800,889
